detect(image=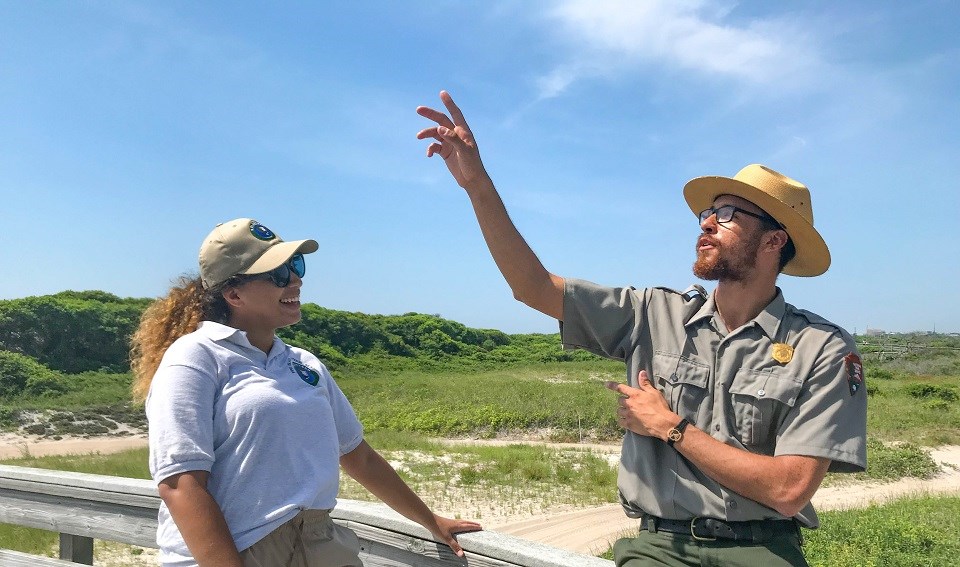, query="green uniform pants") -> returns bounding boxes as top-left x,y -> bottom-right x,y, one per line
613,529 -> 808,567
